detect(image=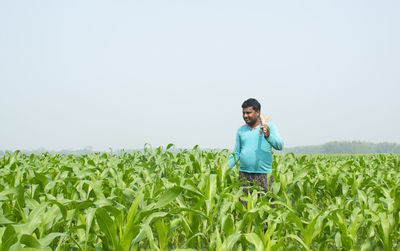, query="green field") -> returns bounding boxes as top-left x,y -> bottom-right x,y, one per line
0,147 -> 399,250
